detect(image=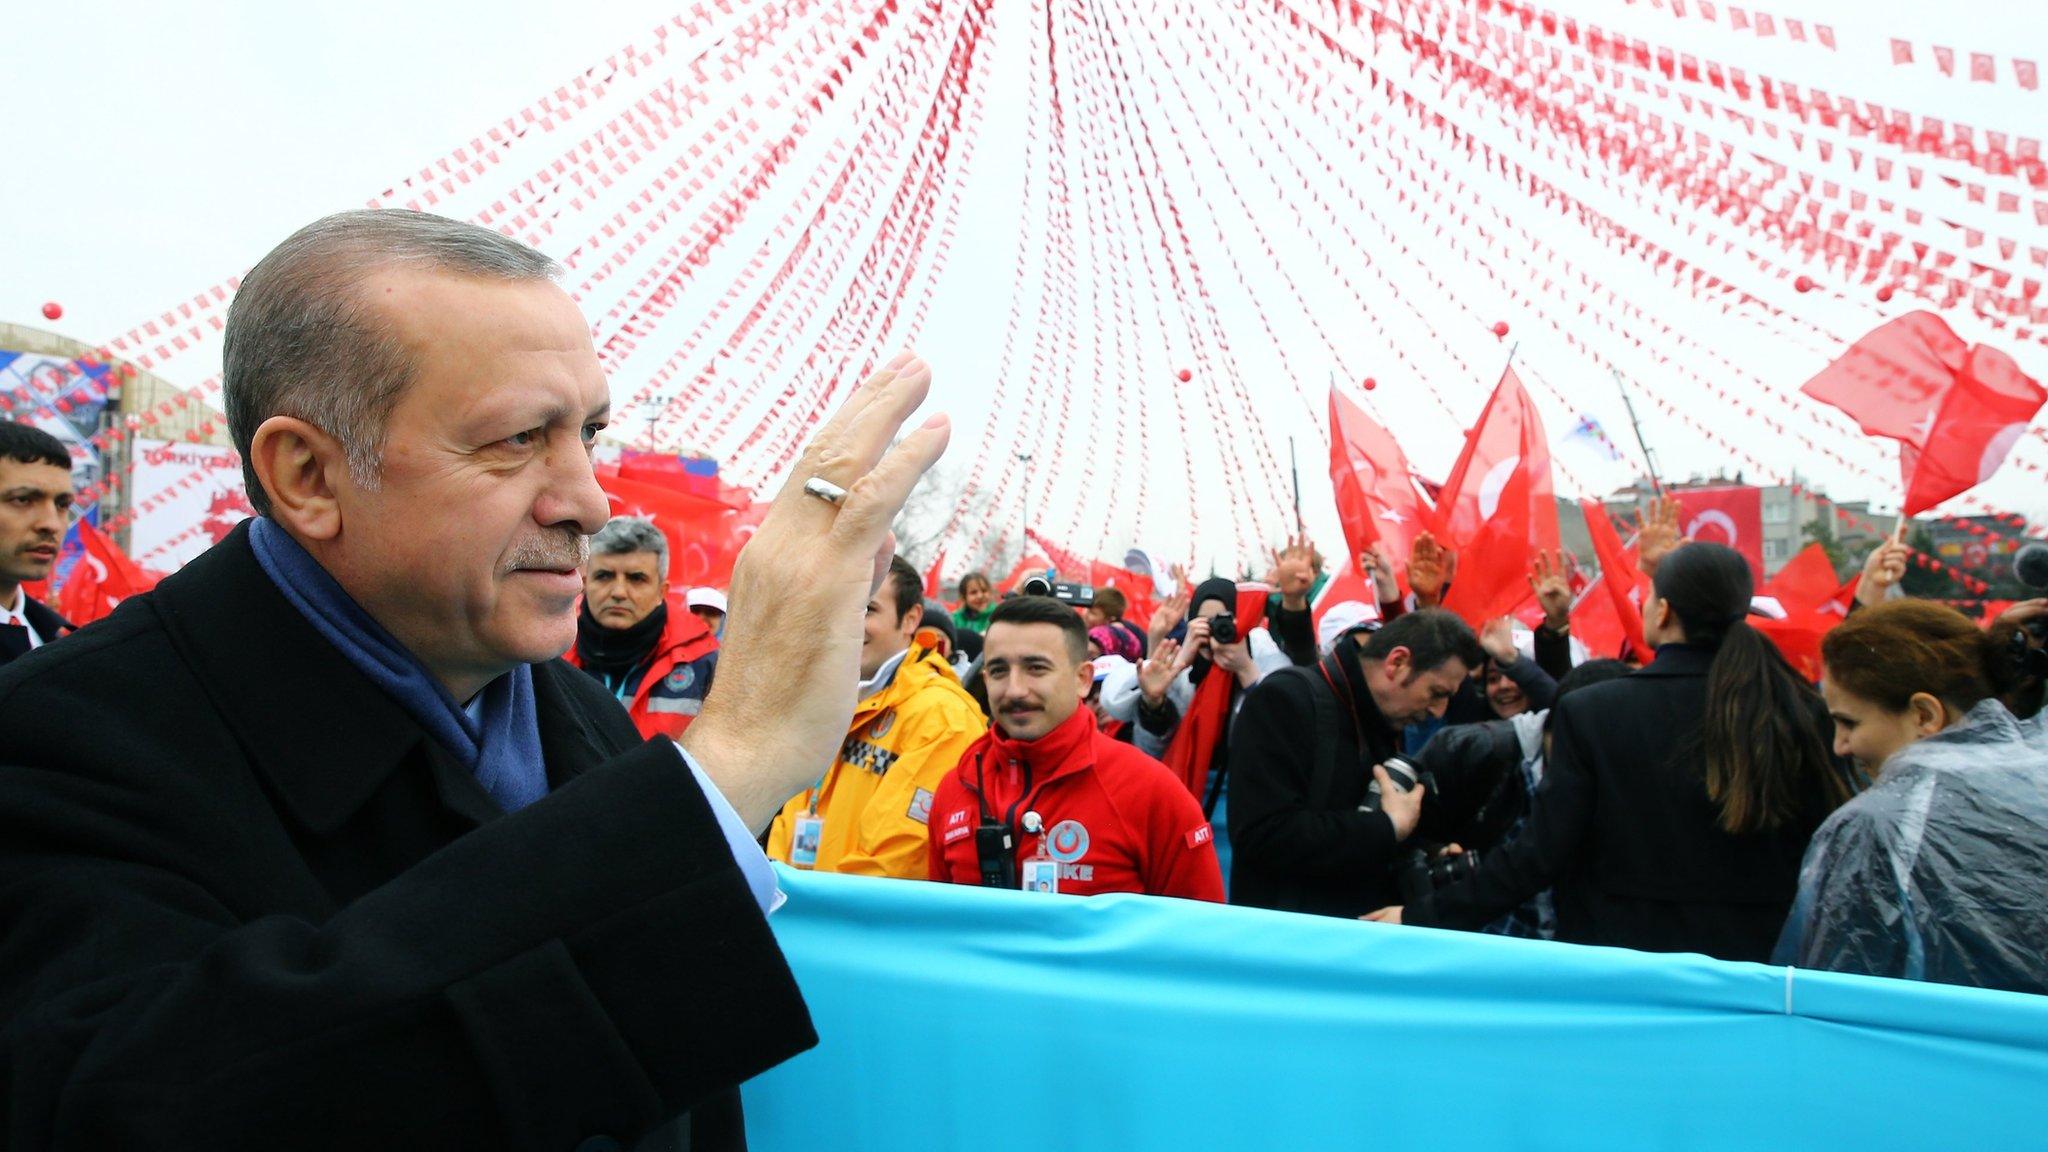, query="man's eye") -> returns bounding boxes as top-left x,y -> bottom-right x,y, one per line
582,422 -> 605,444
504,429 -> 539,448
